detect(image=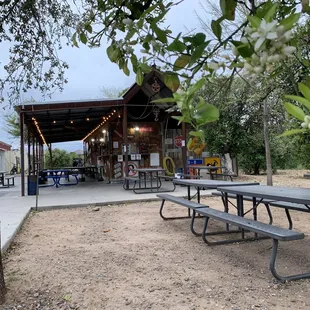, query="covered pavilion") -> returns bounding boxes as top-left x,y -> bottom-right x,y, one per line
17,70 -> 188,196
